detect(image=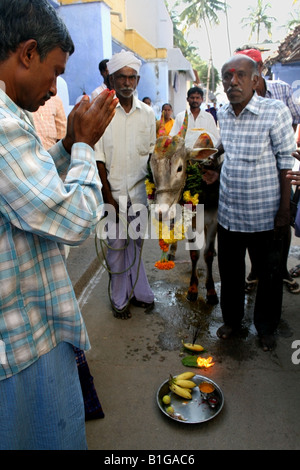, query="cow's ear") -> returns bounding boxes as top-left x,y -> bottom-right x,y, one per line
187,147 -> 218,161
